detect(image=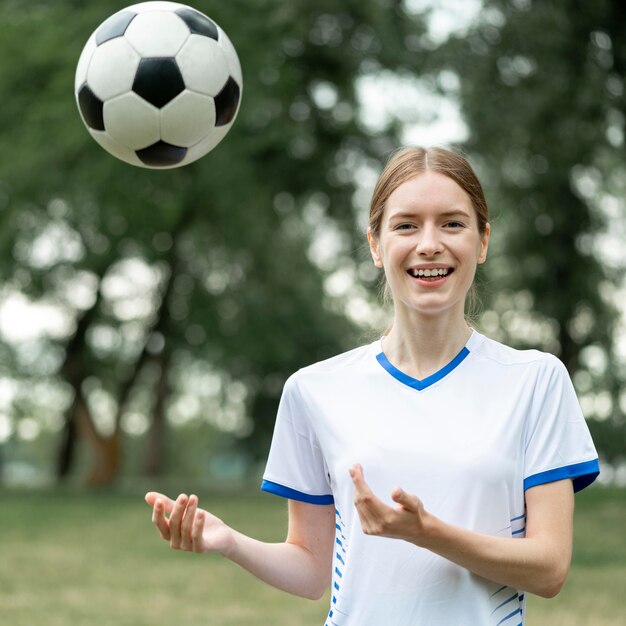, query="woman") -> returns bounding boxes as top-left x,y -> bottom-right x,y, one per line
146,147 -> 599,625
